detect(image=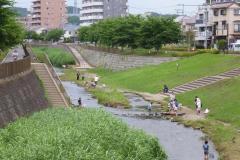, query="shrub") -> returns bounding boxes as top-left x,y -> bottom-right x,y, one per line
217,40 -> 227,51
0,108 -> 167,160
